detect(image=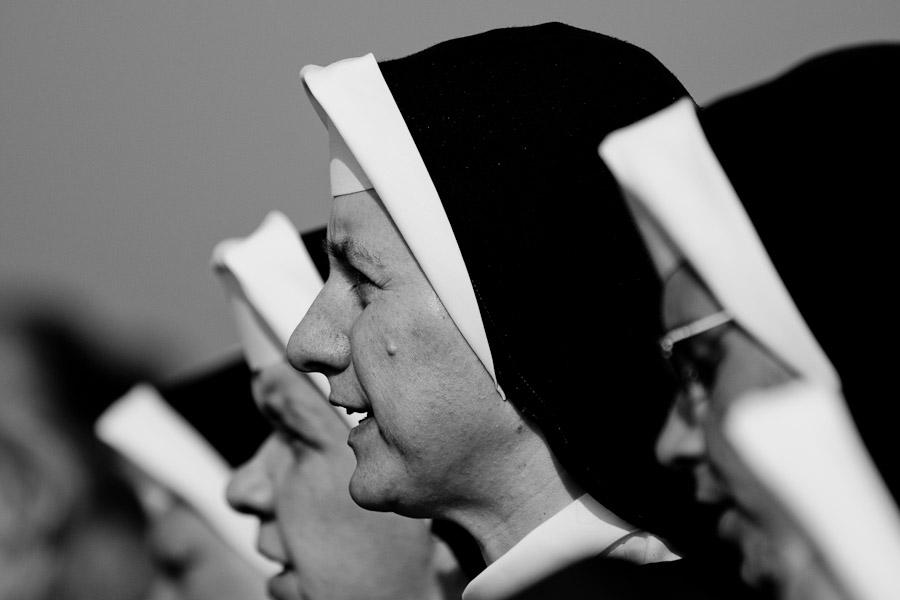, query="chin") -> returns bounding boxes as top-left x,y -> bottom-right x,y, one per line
349,466 -> 430,519
720,512 -> 781,591
348,466 -> 396,512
